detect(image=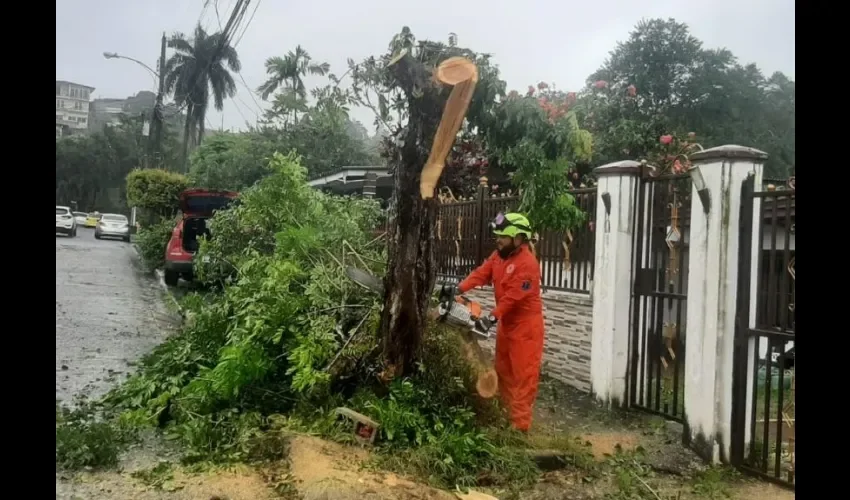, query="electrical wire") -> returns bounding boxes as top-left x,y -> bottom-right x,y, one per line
231,0 -> 260,49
